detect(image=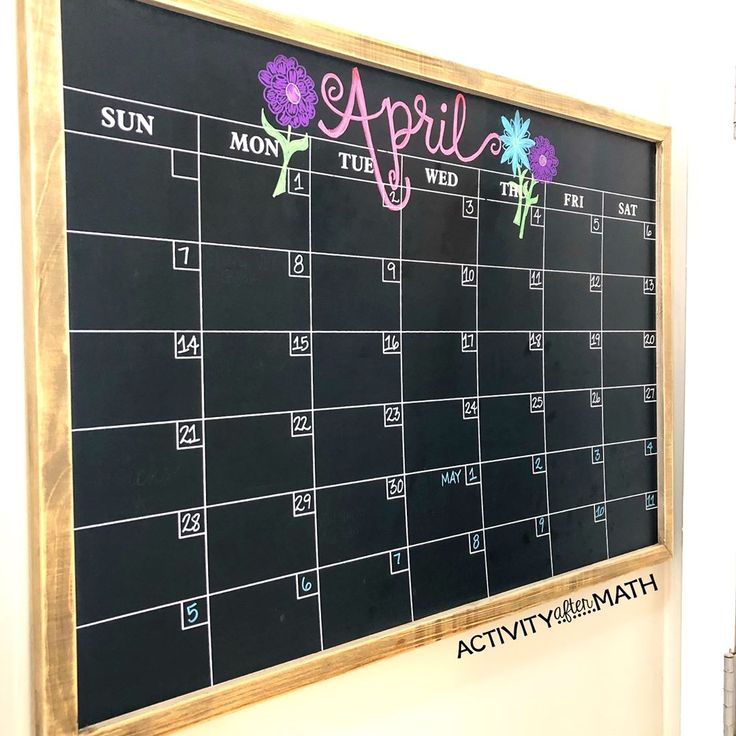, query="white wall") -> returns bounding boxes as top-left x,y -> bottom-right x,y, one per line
178,565 -> 676,736
679,29 -> 736,736
4,0 -> 718,734
1,1 -> 32,735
